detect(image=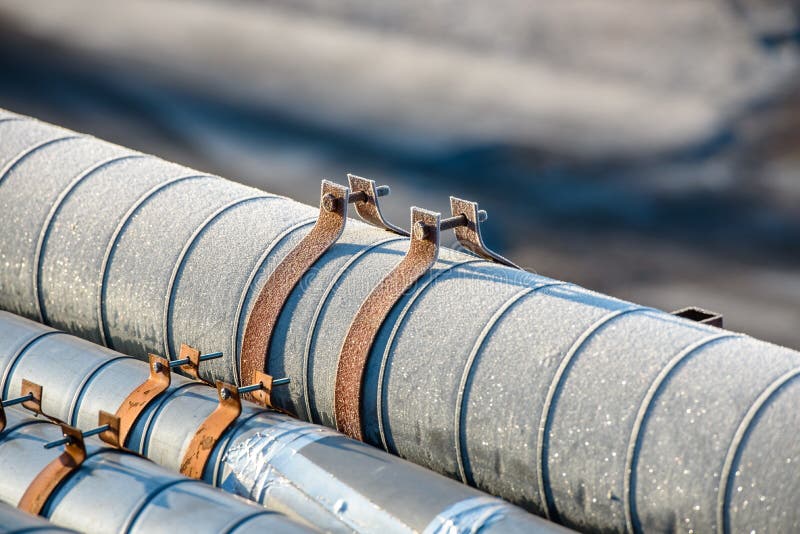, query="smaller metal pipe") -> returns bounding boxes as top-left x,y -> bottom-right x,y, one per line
1,392 -> 32,407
